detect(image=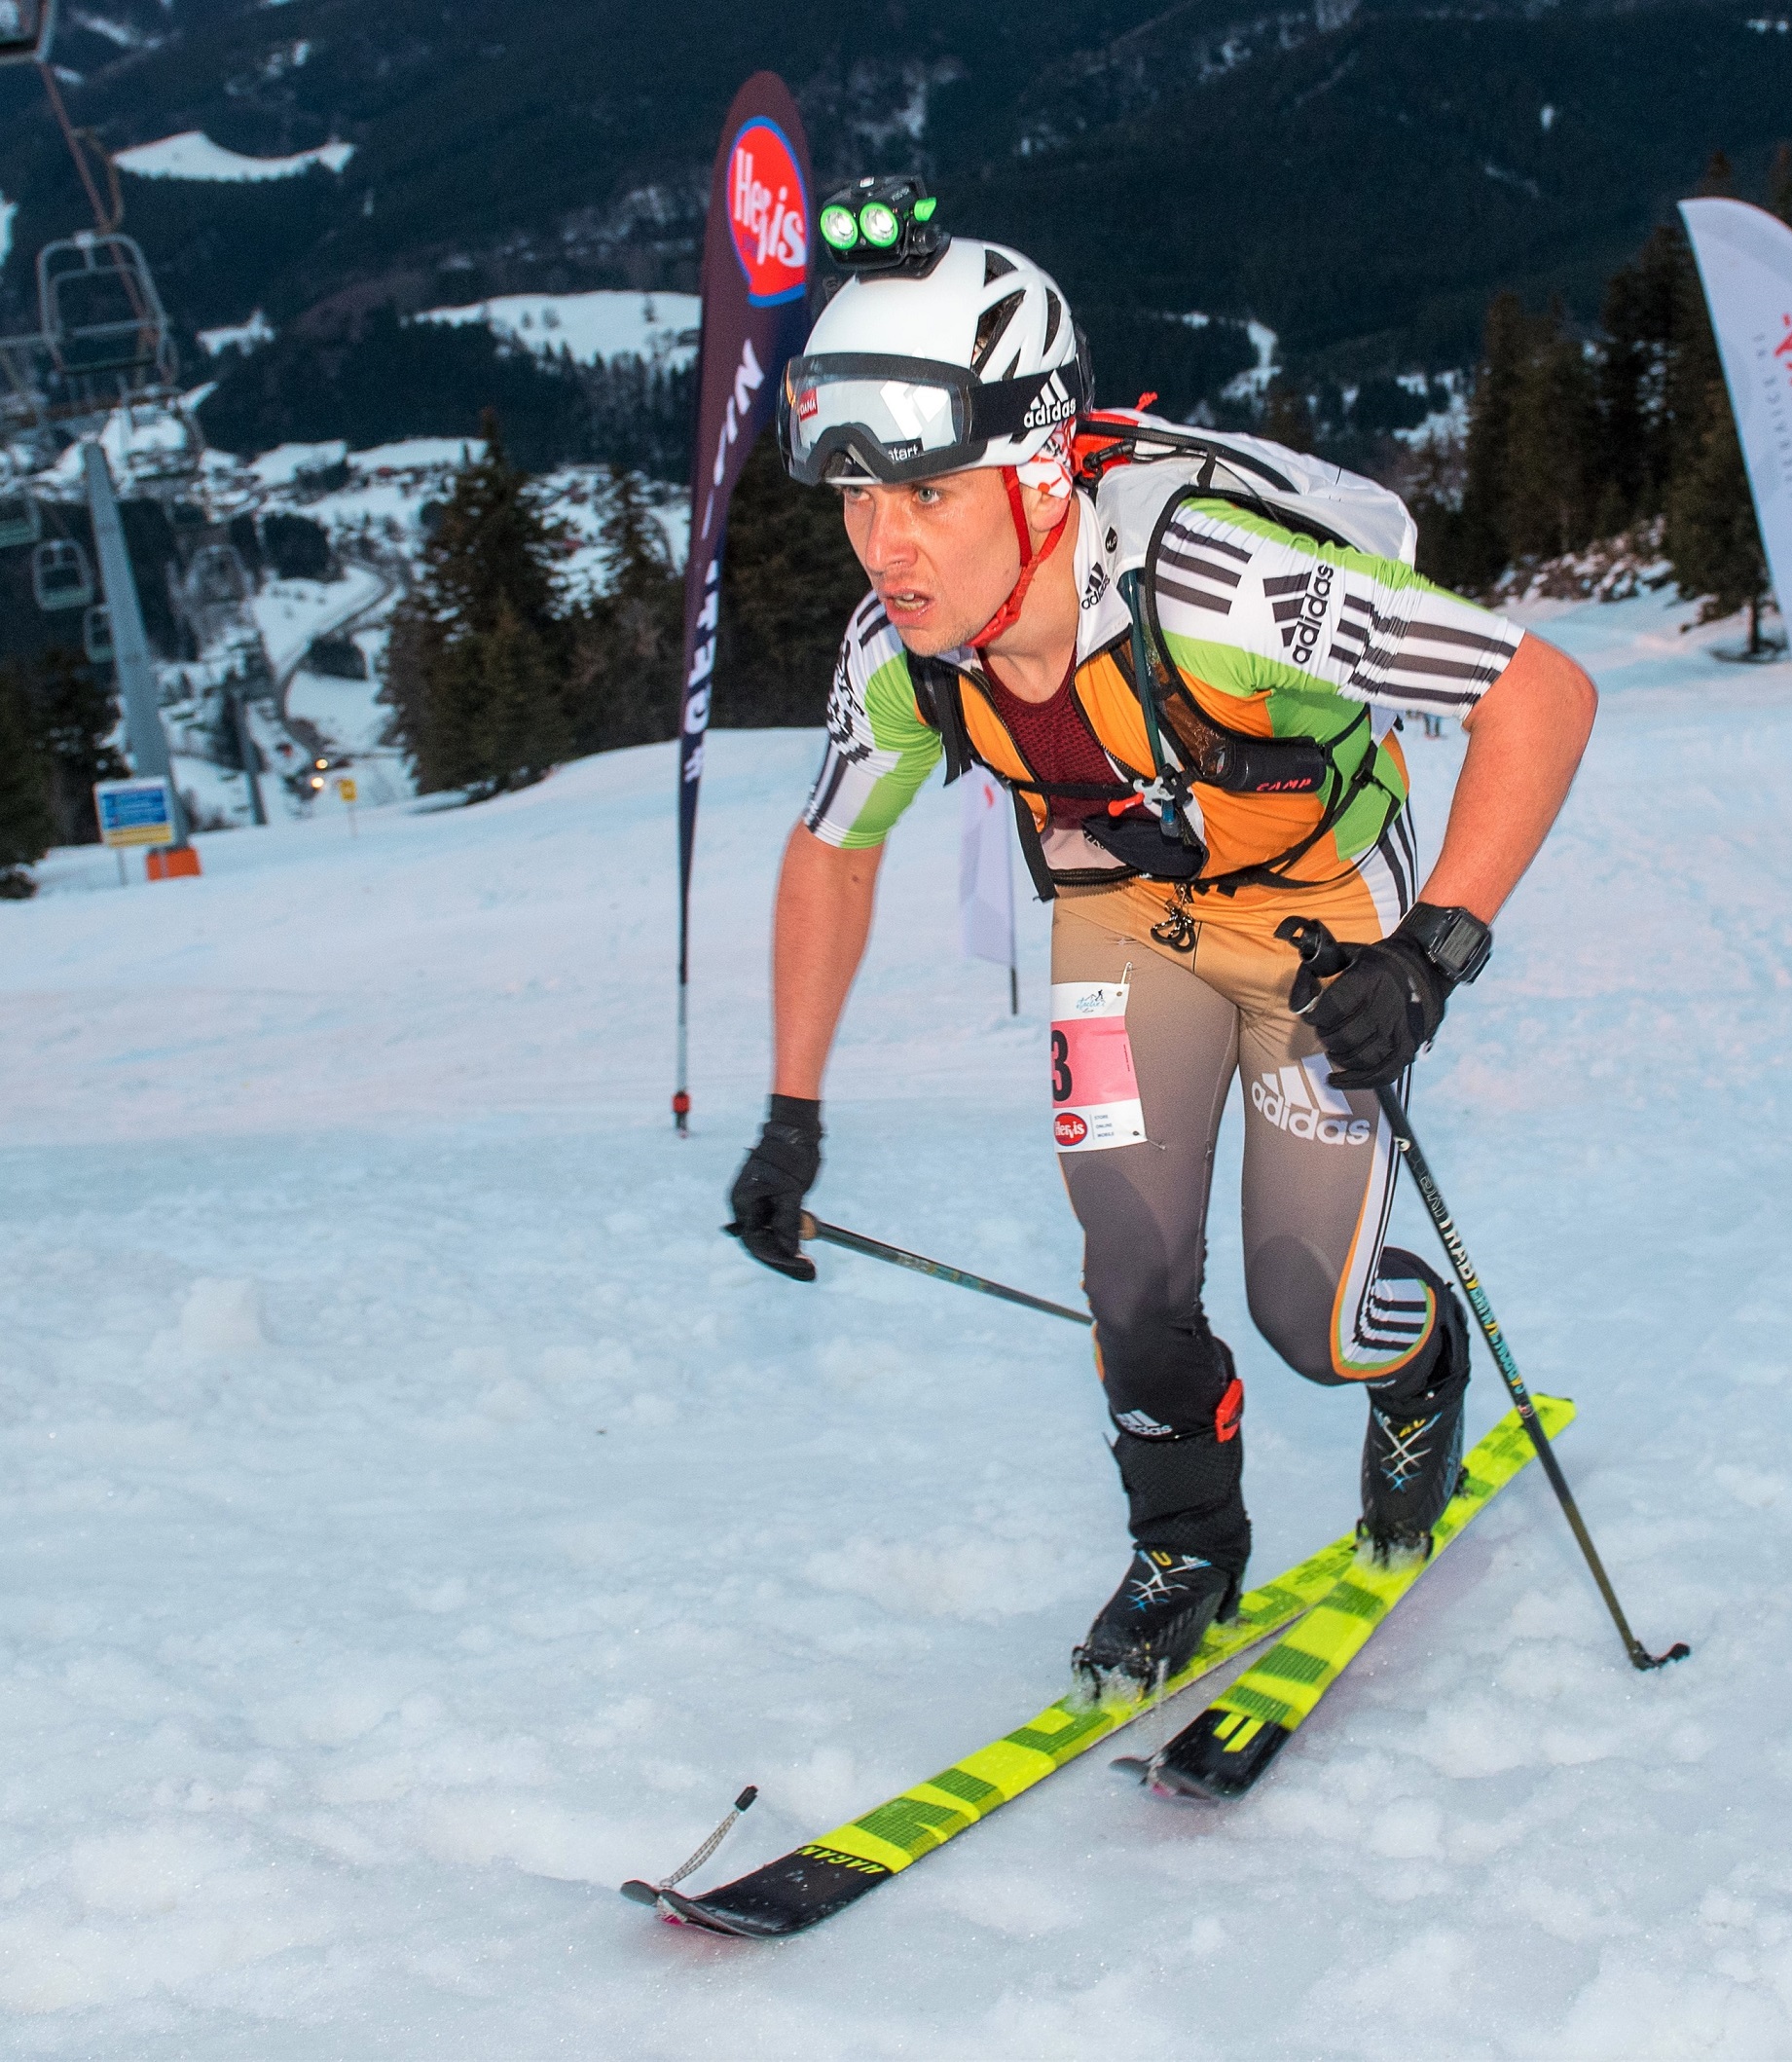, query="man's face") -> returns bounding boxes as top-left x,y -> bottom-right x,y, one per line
836,470 -> 1020,655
